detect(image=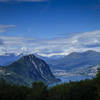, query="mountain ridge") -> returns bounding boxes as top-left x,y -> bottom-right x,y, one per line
39,50 -> 100,77
0,54 -> 60,86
